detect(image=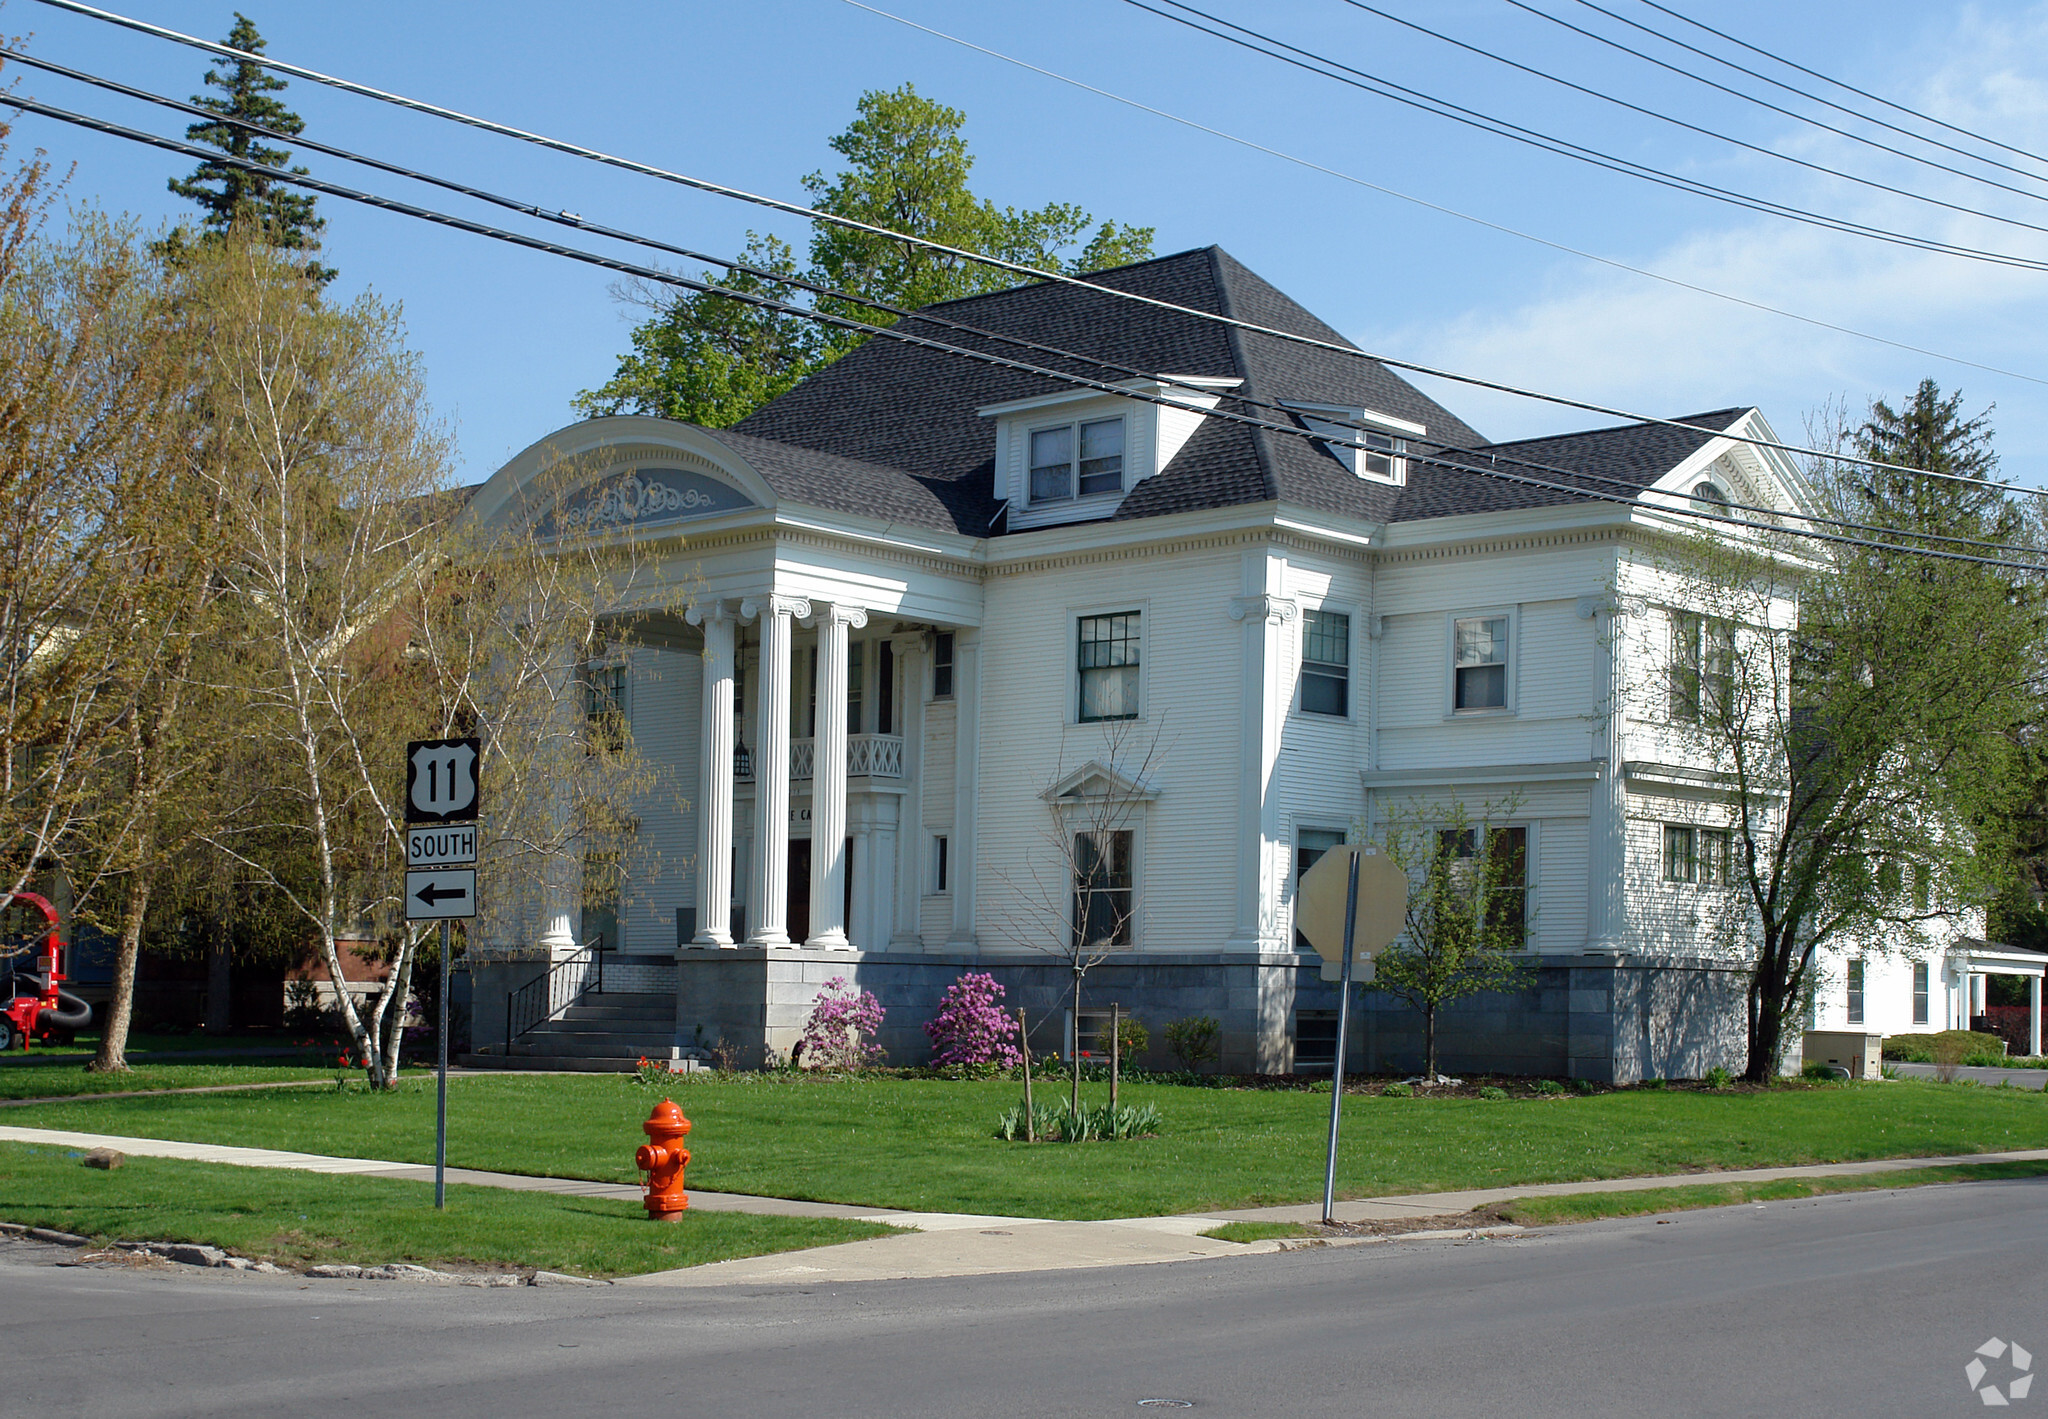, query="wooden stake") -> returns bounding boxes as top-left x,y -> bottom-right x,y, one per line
1110,1001 -> 1121,1114
1018,1006 -> 1034,1143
